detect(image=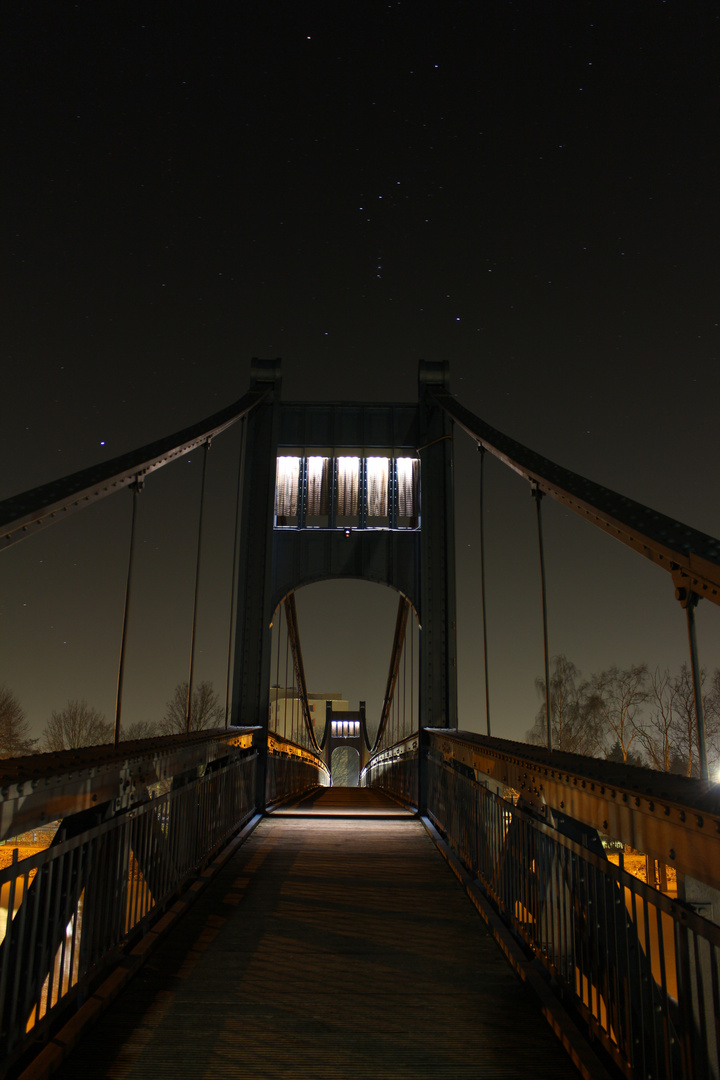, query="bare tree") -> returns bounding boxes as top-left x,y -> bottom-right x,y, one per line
526,655 -> 602,755
704,668 -> 720,768
668,664 -> 720,778
120,719 -> 160,741
42,700 -> 112,751
0,685 -> 37,757
159,681 -> 224,735
587,664 -> 649,763
633,667 -> 682,772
